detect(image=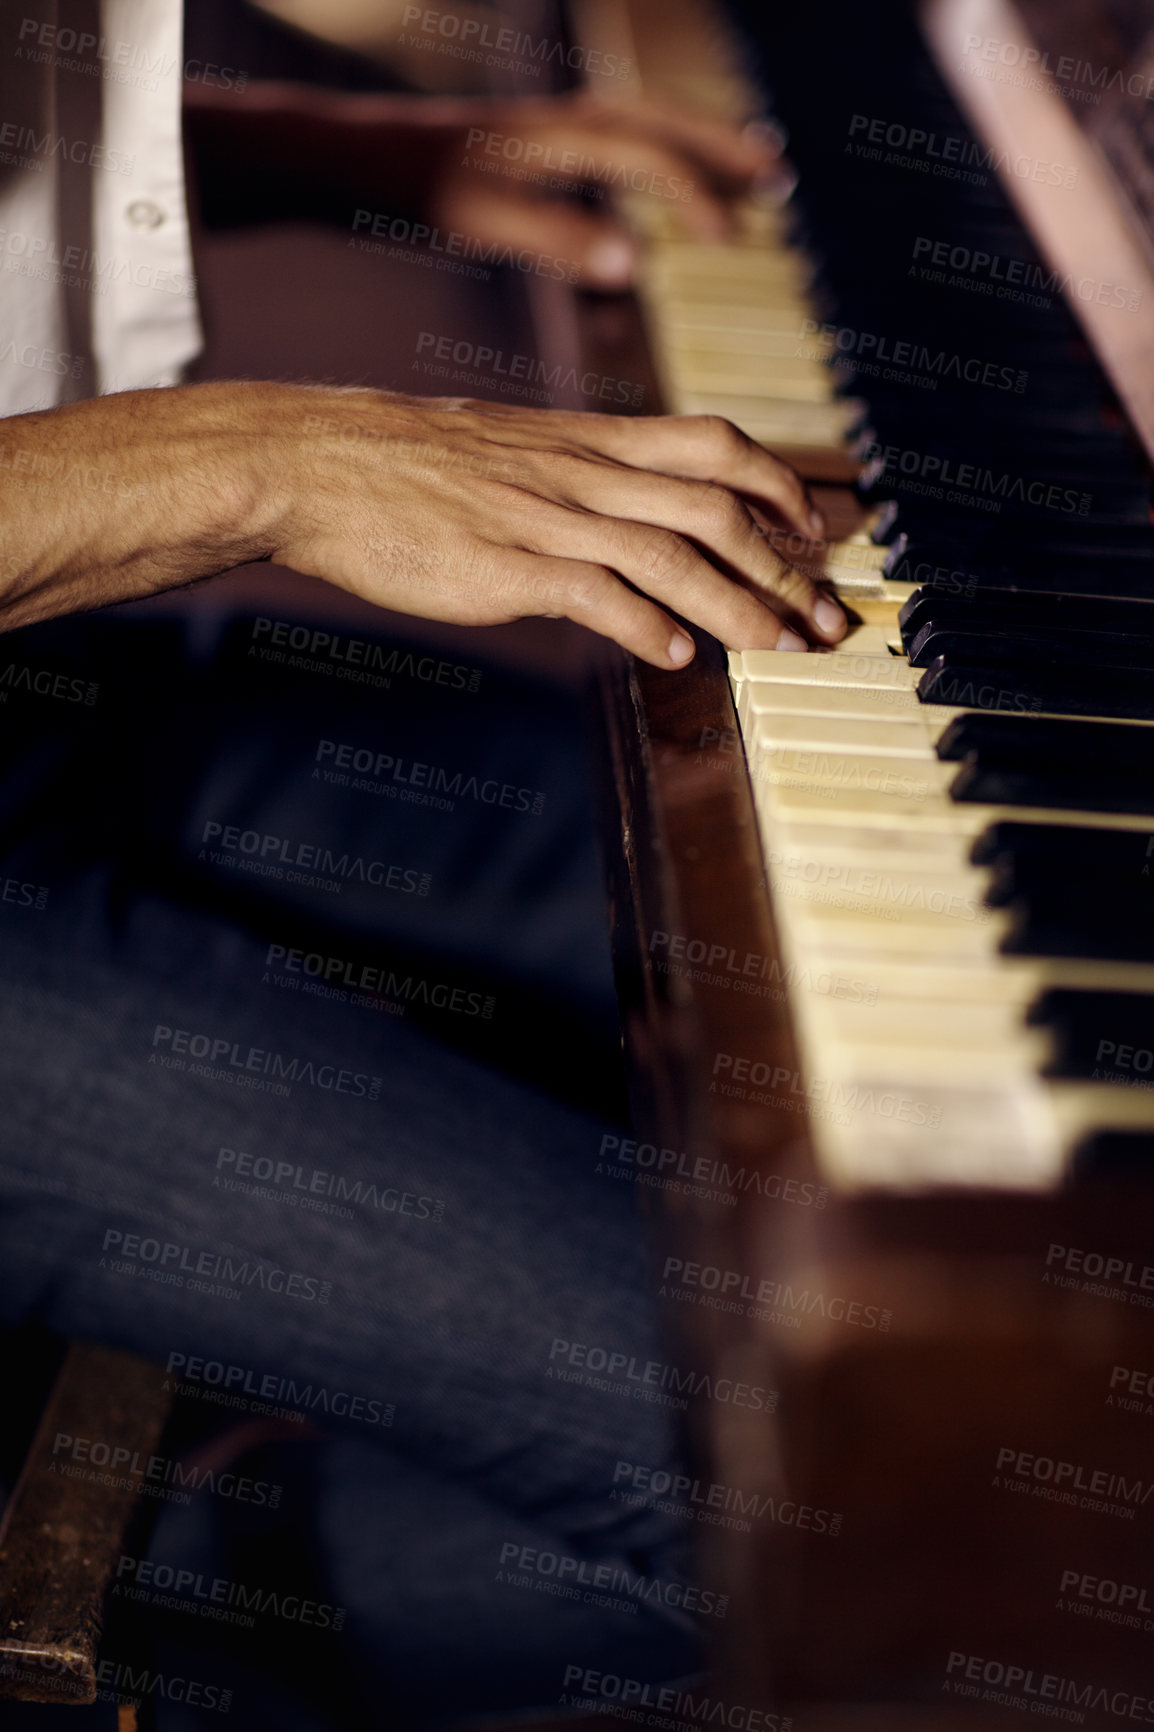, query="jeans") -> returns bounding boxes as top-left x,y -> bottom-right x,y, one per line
0,604 -> 701,1727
